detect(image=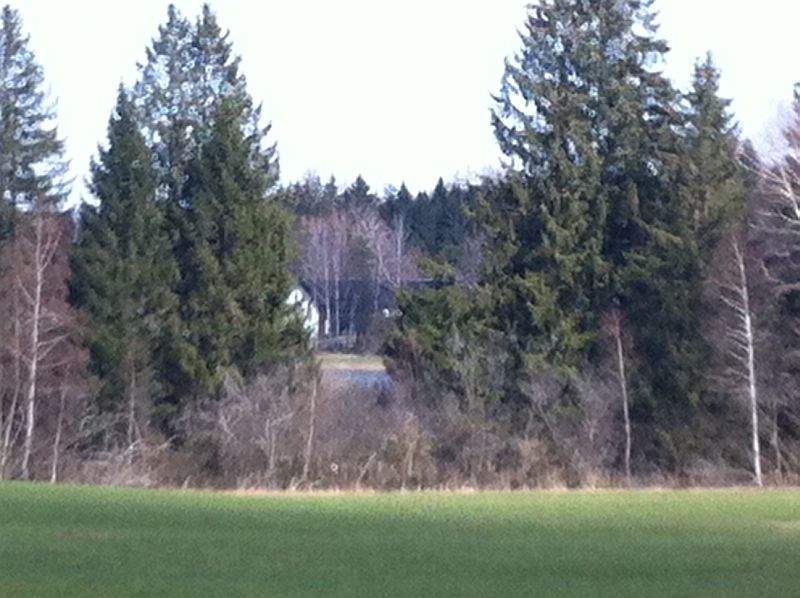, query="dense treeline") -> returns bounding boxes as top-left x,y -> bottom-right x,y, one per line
388,1 -> 749,480
1,1 -> 799,488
